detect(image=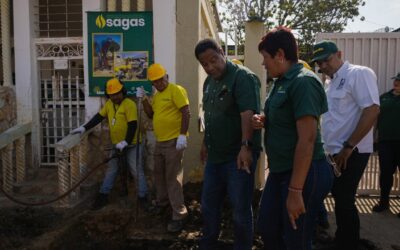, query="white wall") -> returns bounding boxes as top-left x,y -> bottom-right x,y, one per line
13,0 -> 37,124
152,0 -> 176,82
82,0 -> 105,121
13,0 -> 40,166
